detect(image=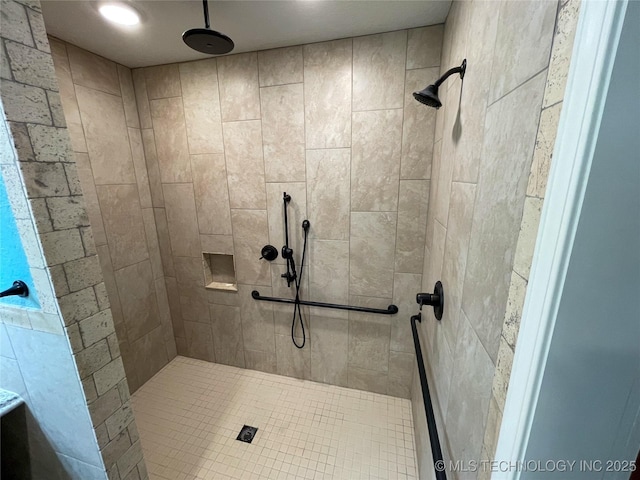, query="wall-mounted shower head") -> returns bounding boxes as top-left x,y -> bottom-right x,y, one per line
183,0 -> 234,55
413,59 -> 467,109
